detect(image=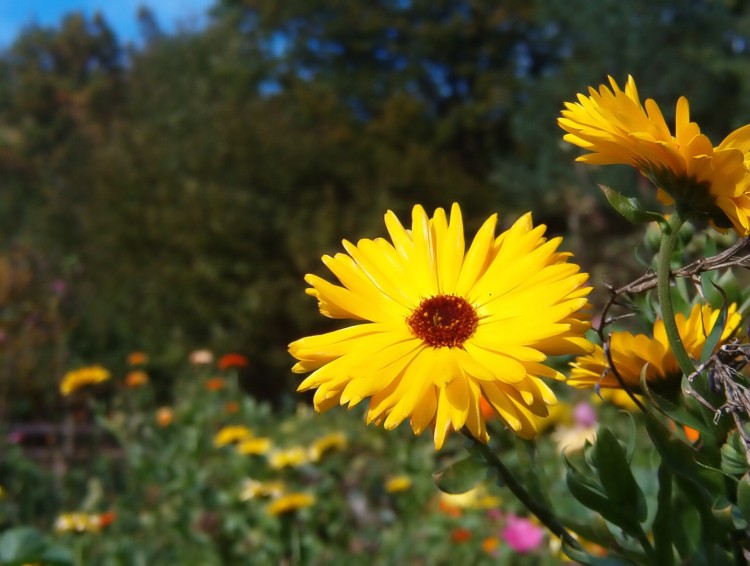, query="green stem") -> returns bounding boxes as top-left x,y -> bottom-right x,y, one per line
466,434 -> 583,552
657,212 -> 696,378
